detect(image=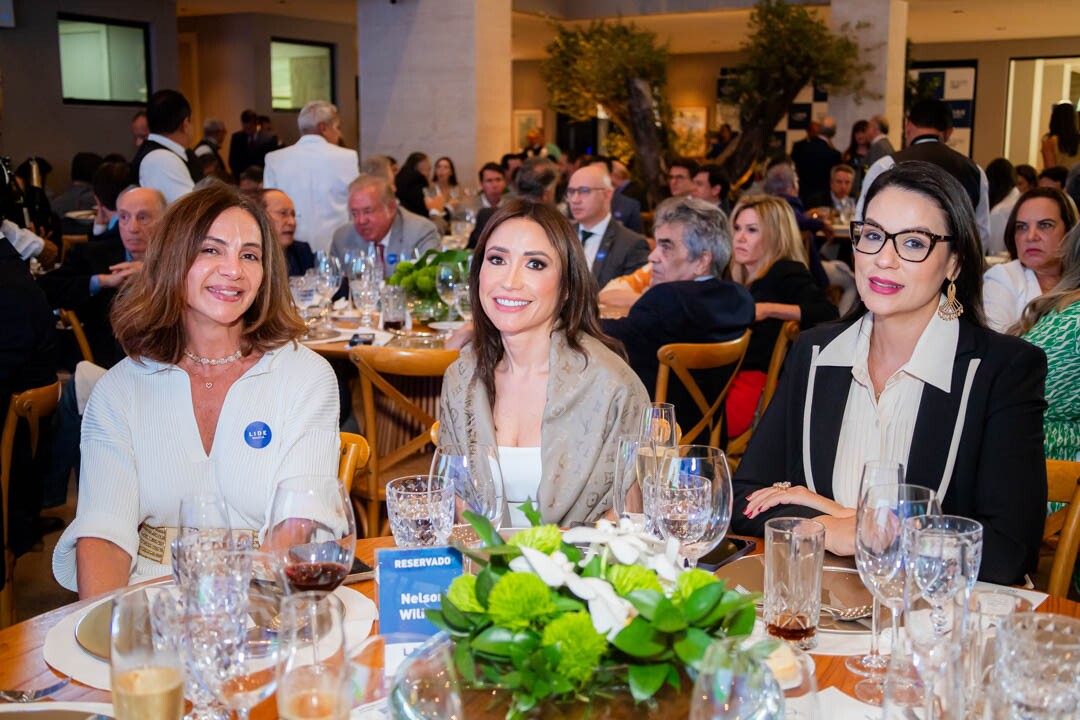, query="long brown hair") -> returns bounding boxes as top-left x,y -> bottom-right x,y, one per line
111,183 -> 304,363
1013,222 -> 1080,336
469,198 -> 624,404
